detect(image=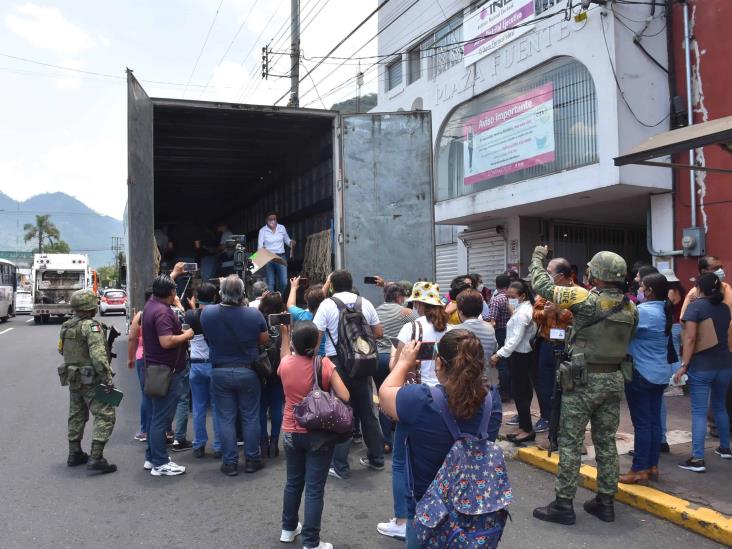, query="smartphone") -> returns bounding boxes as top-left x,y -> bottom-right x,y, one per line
298,277 -> 309,287
417,342 -> 436,361
269,313 -> 292,327
182,262 -> 198,273
364,276 -> 378,285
